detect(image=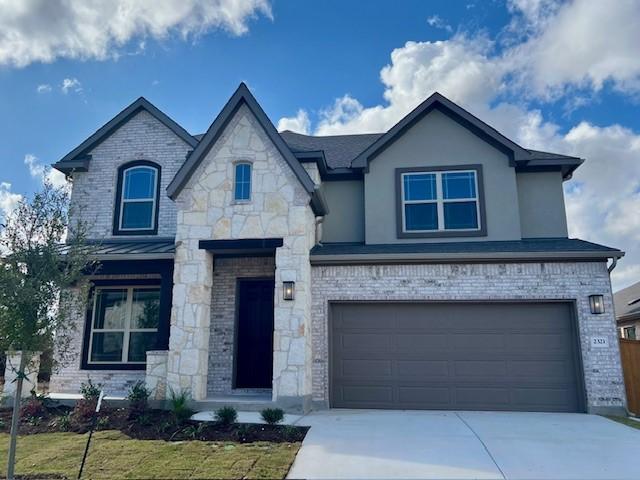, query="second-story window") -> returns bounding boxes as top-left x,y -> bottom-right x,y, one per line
400,168 -> 481,233
114,161 -> 160,235
234,162 -> 252,202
